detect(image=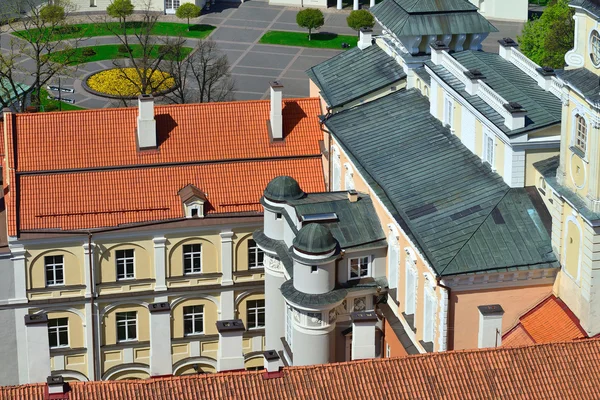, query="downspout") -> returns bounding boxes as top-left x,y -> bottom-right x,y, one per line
319,108 -> 333,191
436,277 -> 451,352
88,232 -> 97,380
